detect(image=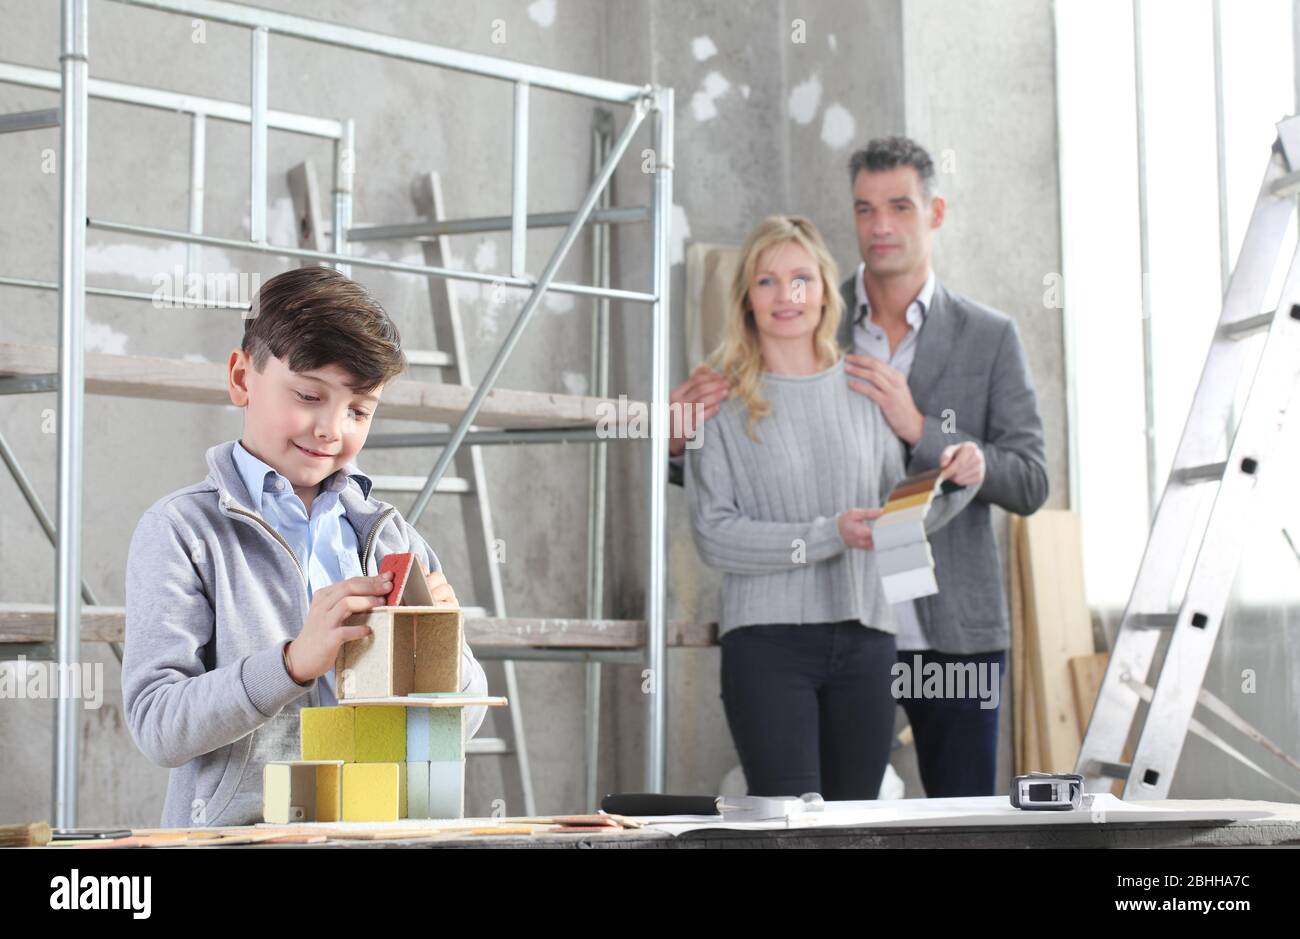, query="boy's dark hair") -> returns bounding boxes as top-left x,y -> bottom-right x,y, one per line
242,267 -> 406,393
848,136 -> 937,199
